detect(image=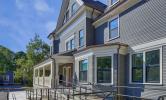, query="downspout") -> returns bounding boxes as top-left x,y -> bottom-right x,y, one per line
117,44 -> 121,98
